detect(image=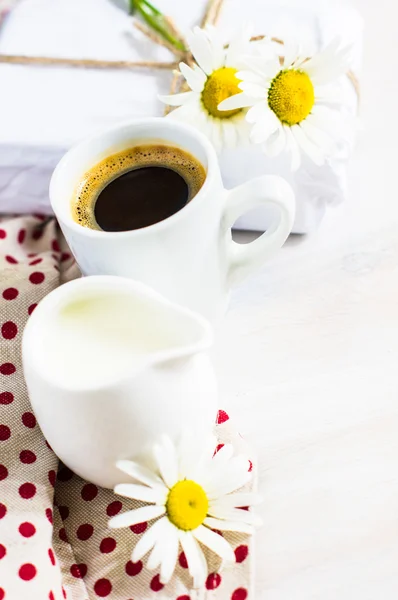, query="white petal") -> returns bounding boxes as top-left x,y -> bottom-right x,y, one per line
246,101 -> 269,124
179,531 -> 207,589
262,125 -> 286,157
222,121 -> 238,148
211,443 -> 234,465
250,111 -> 280,144
158,91 -> 196,107
242,53 -> 280,78
204,516 -> 254,534
113,483 -> 165,504
283,126 -> 301,171
159,523 -> 180,583
179,432 -> 217,483
225,24 -> 252,67
187,27 -> 216,75
235,70 -> 266,85
154,436 -> 179,489
291,124 -> 325,166
239,82 -> 266,98
207,506 -> 262,526
147,539 -> 164,570
132,517 -> 169,562
218,92 -> 254,112
179,62 -> 206,92
209,492 -> 263,511
108,505 -> 165,529
205,457 -> 252,498
300,118 -> 334,152
193,524 -> 235,562
203,25 -> 225,70
116,460 -> 164,488
282,41 -> 301,69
